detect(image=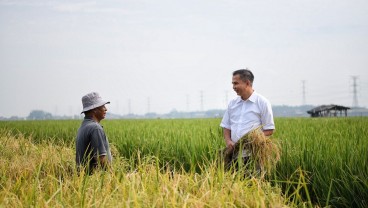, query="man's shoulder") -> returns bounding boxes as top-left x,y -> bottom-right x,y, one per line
252,91 -> 270,104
